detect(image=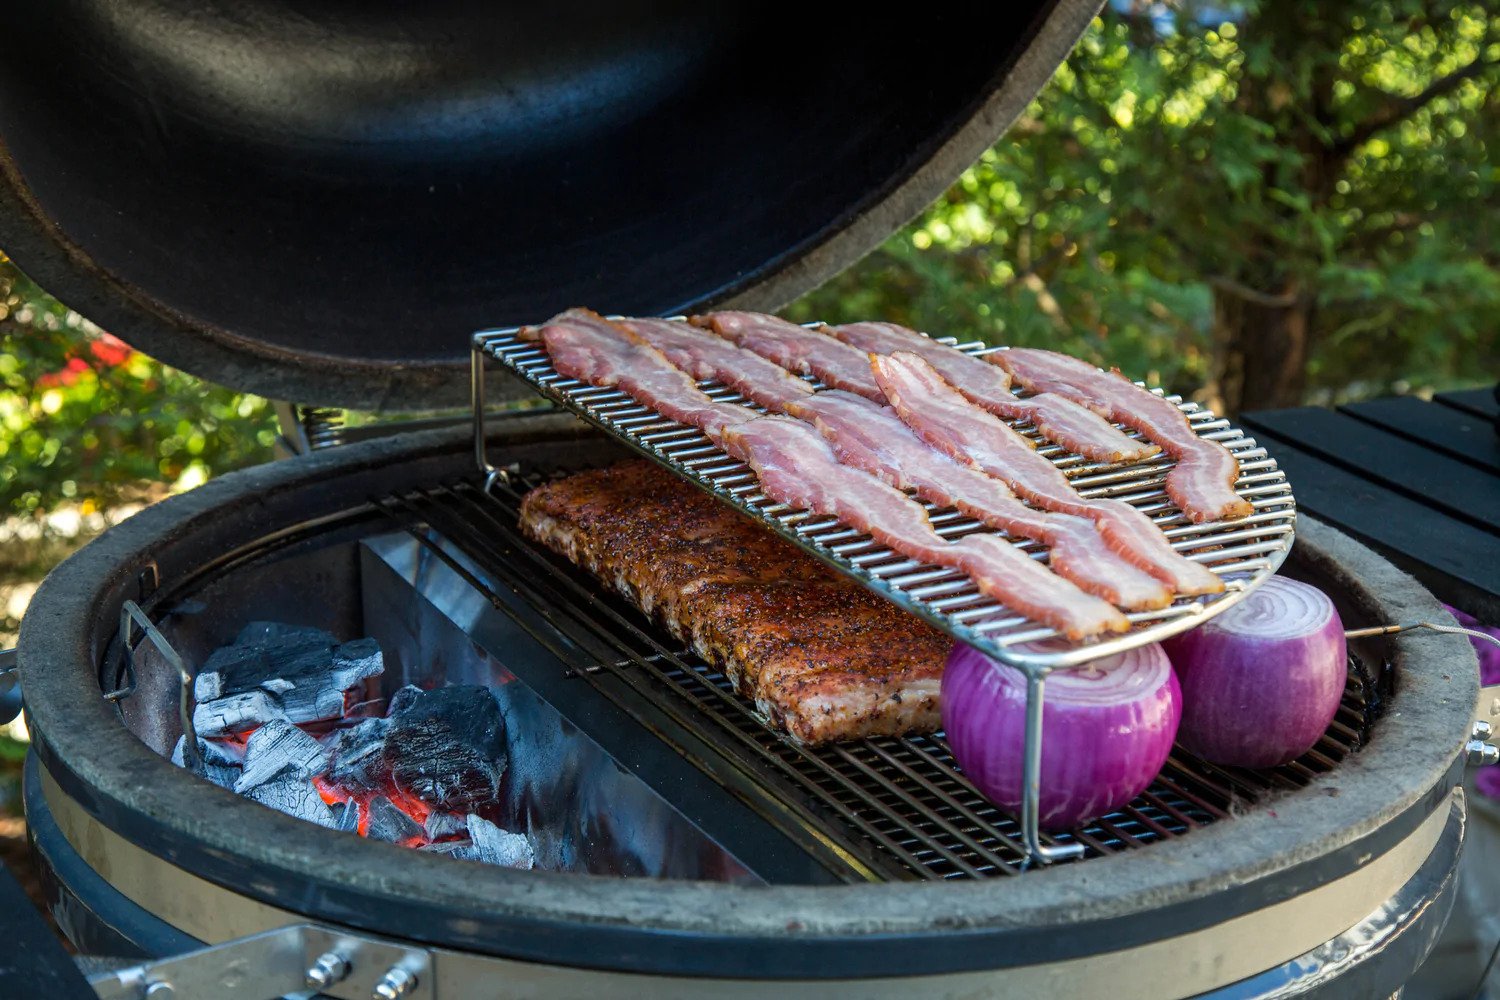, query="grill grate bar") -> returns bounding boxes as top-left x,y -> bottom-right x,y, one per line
411,483 -> 963,878
373,474 -> 1375,882
474,323 -> 1297,673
